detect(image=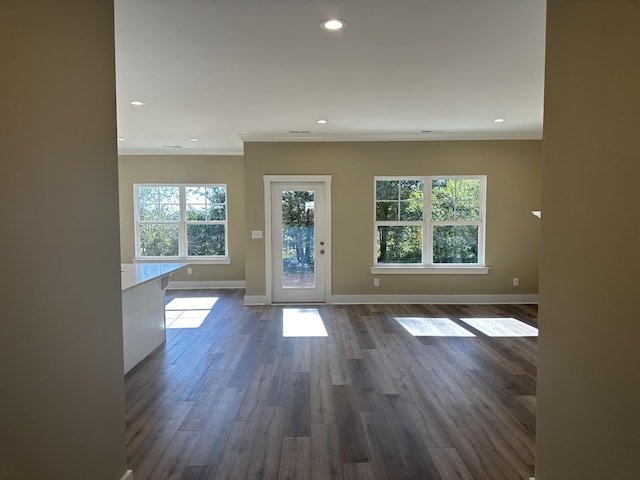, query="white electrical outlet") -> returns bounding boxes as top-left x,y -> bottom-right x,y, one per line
373,278 -> 380,287
187,268 -> 193,275
513,277 -> 519,287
